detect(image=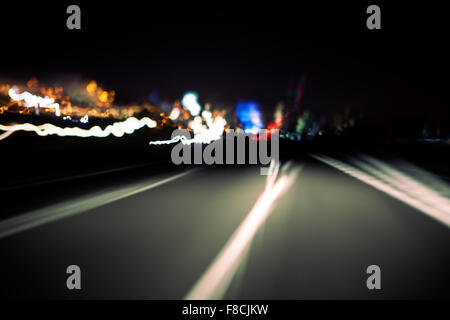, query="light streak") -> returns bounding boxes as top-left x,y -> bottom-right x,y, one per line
185,160 -> 301,300
0,116 -> 157,141
150,115 -> 227,145
9,86 -> 61,116
149,132 -> 219,145
149,135 -> 192,145
1,79 -> 149,121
